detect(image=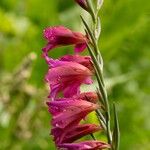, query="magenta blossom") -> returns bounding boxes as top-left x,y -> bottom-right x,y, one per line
58,140 -> 110,150
42,26 -> 88,53
47,99 -> 98,128
43,54 -> 93,71
45,60 -> 93,99
59,55 -> 93,71
51,124 -> 101,144
75,0 -> 88,11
